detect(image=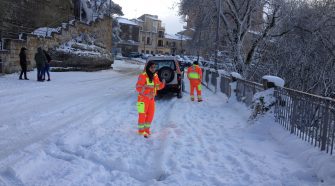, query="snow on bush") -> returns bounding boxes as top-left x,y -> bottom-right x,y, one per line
56,34 -> 108,58
250,88 -> 276,119
262,75 -> 285,87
